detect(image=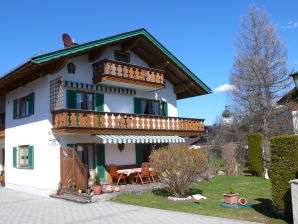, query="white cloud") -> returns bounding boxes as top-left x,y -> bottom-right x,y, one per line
214,84 -> 236,93
280,20 -> 298,29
